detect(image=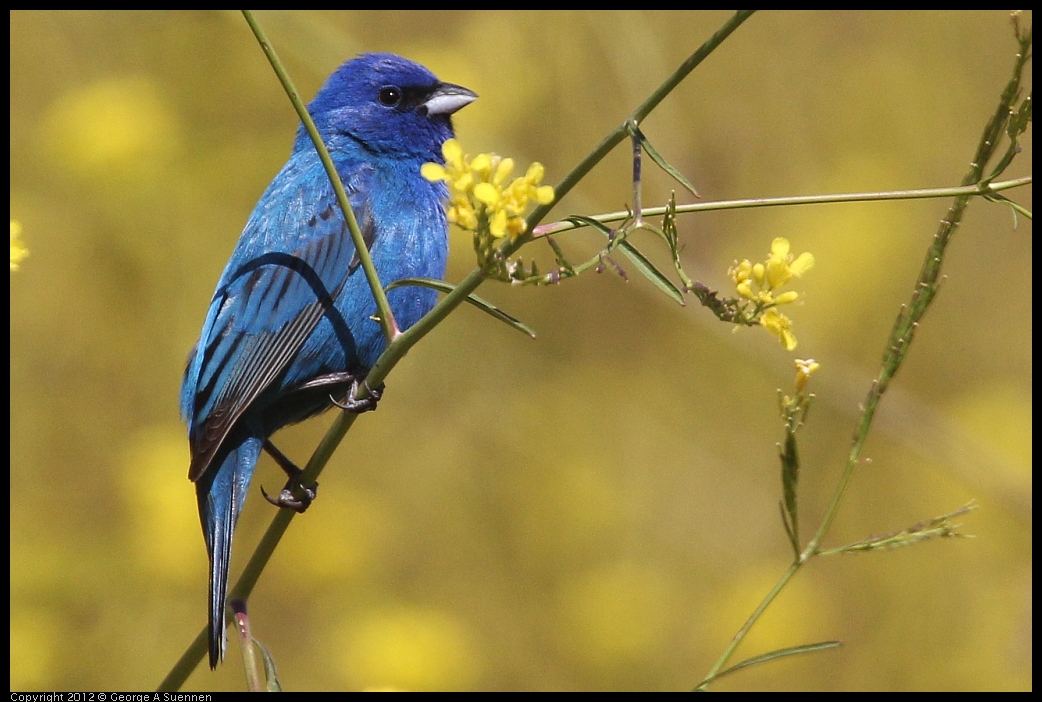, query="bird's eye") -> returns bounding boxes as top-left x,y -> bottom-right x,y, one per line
378,87 -> 402,107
